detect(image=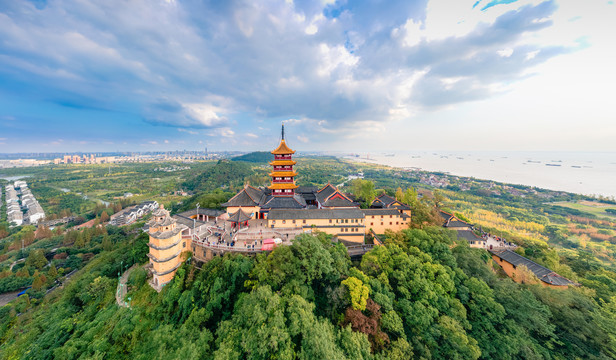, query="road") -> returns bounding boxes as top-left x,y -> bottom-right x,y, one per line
116,264 -> 138,307
0,290 -> 21,307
